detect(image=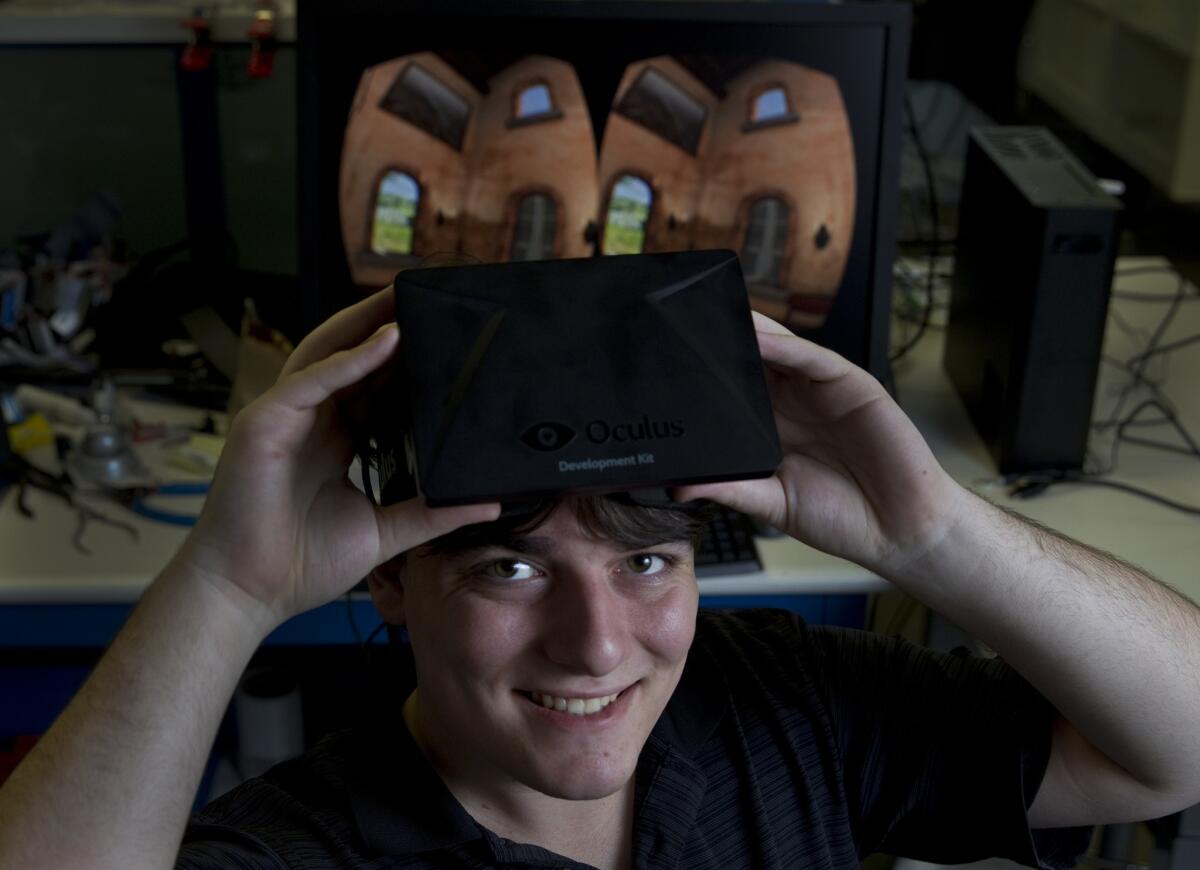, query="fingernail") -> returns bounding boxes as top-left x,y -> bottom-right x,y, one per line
369,323 -> 398,343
